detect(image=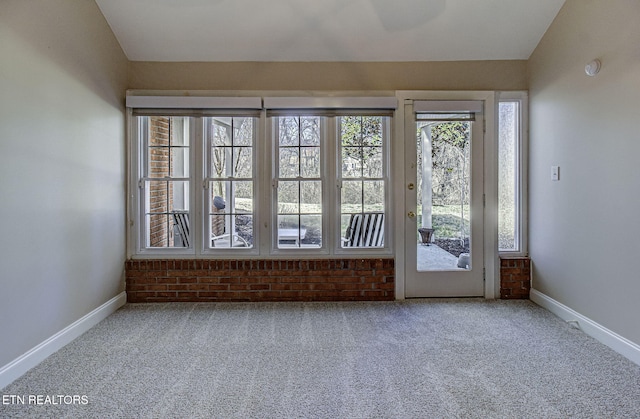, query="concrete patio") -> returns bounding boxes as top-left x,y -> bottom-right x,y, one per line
416,243 -> 466,271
